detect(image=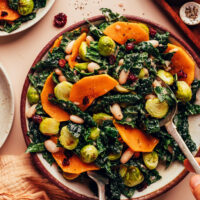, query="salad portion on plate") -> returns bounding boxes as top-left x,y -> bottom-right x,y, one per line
24,8 -> 200,200
0,0 -> 48,33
